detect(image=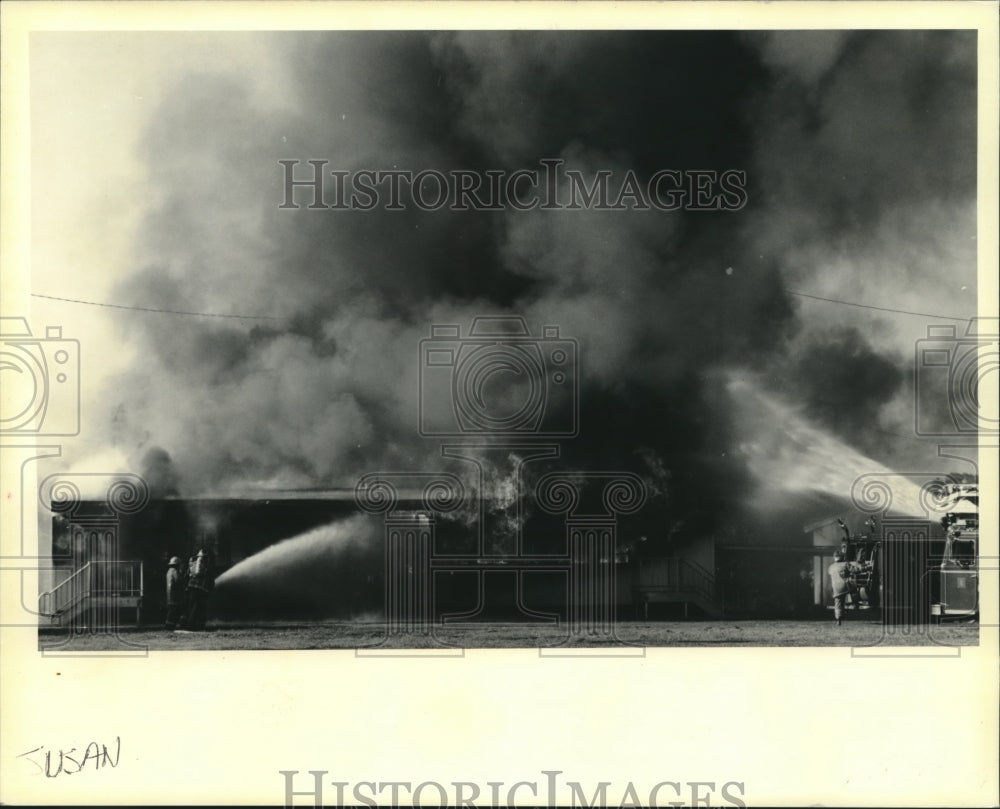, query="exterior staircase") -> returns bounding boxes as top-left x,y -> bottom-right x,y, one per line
632,557 -> 724,619
39,561 -> 144,628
